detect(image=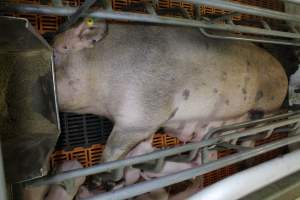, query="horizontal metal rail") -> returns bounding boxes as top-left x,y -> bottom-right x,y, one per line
189,148 -> 300,200
85,134 -> 300,200
21,112 -> 300,187
200,29 -> 300,46
279,0 -> 300,4
2,3 -> 300,46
